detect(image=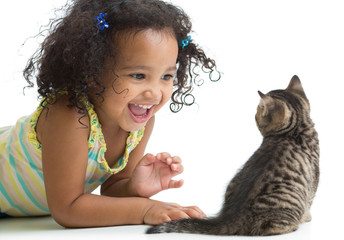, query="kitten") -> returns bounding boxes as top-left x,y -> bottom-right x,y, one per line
147,75 -> 319,236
